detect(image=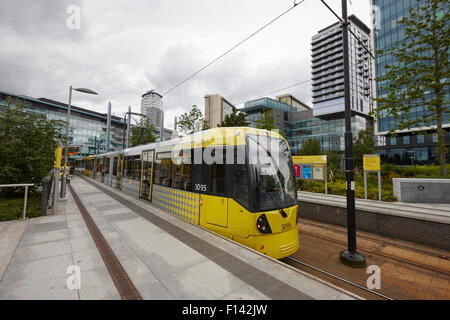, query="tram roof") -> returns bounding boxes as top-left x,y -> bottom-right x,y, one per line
89,127 -> 287,158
